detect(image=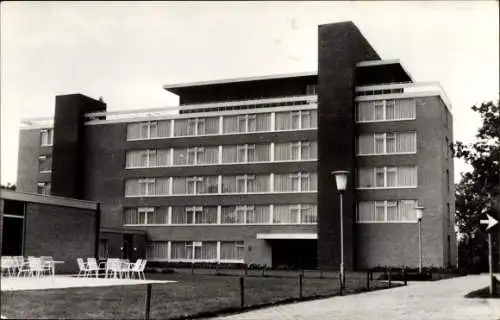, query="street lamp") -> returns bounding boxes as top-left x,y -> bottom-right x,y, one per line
331,170 -> 350,290
415,205 -> 425,273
